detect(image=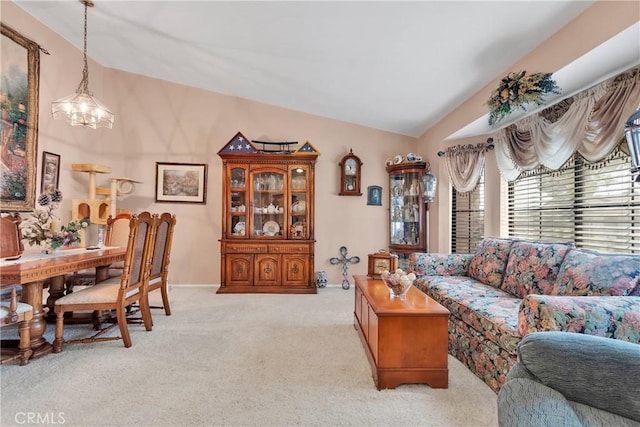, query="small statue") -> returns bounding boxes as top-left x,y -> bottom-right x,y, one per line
314,271 -> 328,288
